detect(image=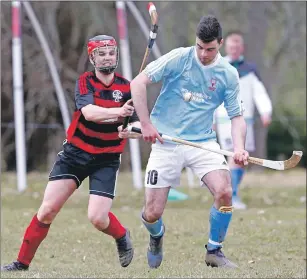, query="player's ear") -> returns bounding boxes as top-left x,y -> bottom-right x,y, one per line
219,38 -> 224,47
